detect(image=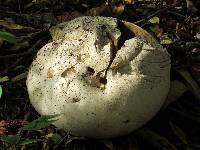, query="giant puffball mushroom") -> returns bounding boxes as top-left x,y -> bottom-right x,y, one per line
26,16 -> 171,138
